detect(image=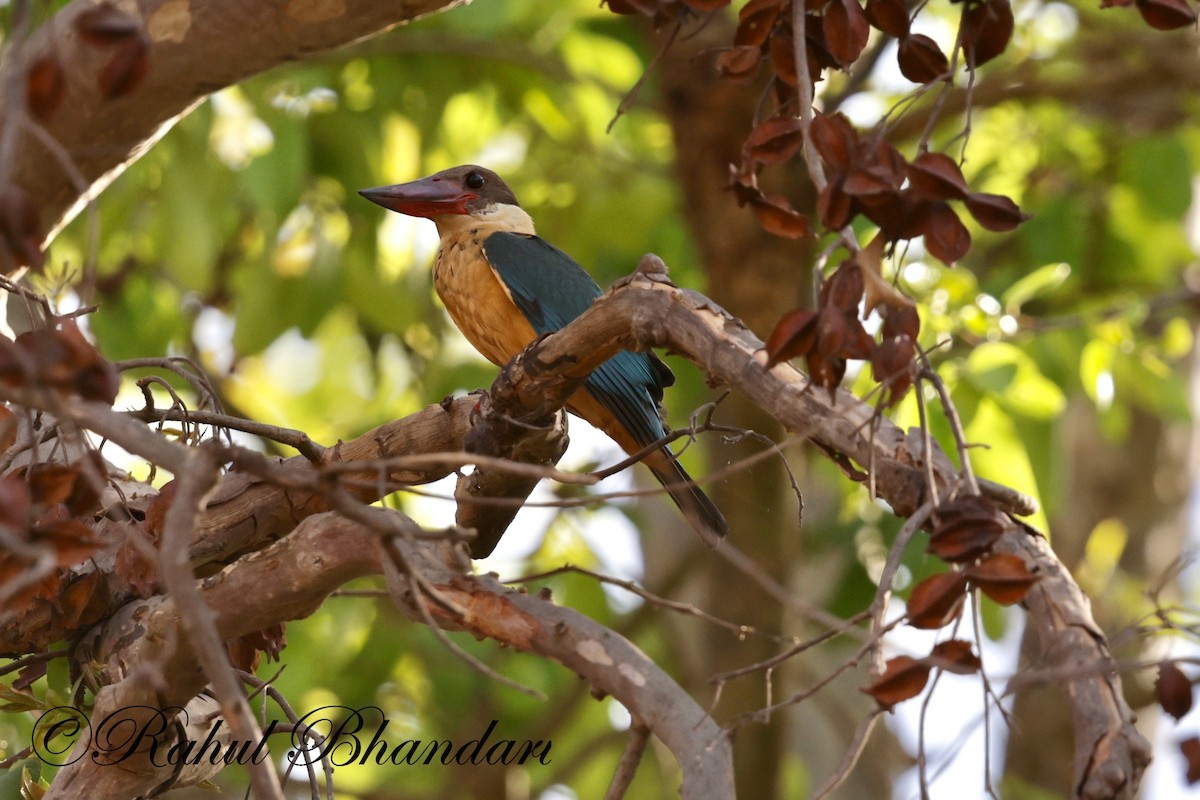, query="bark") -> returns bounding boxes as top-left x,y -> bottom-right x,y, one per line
481,267 -> 1152,799
1,0 -> 465,243
3,266 -> 1150,797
